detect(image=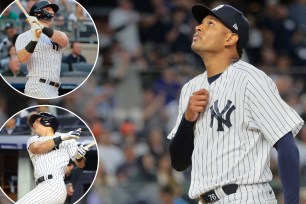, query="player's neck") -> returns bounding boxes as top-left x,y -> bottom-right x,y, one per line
39,20 -> 51,28
203,54 -> 238,77
39,129 -> 55,137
